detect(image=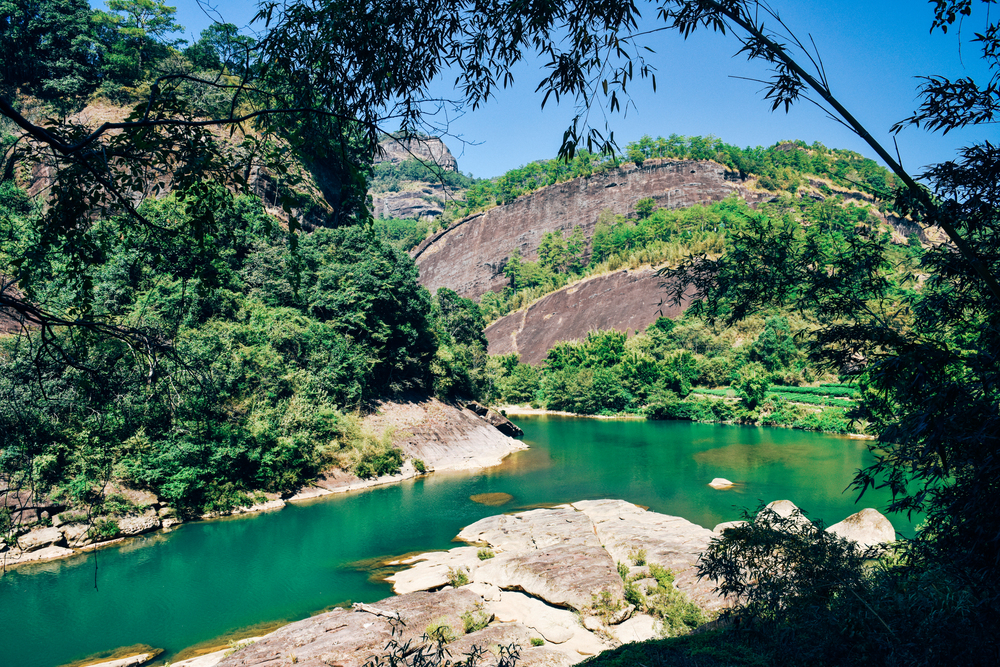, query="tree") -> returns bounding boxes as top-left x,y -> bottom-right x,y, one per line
104,0 -> 182,72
